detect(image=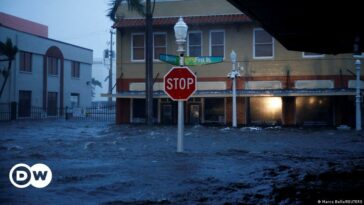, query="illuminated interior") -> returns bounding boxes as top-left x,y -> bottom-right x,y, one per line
250,97 -> 282,125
